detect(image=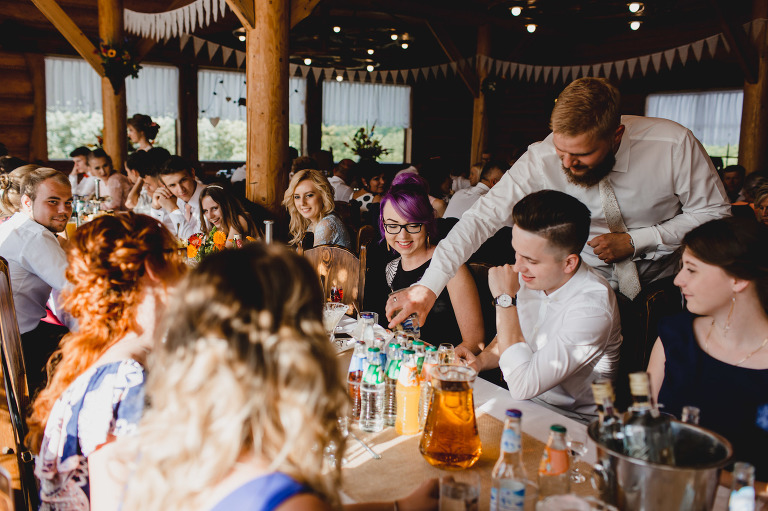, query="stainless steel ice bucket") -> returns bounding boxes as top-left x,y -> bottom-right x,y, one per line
587,420 -> 733,510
